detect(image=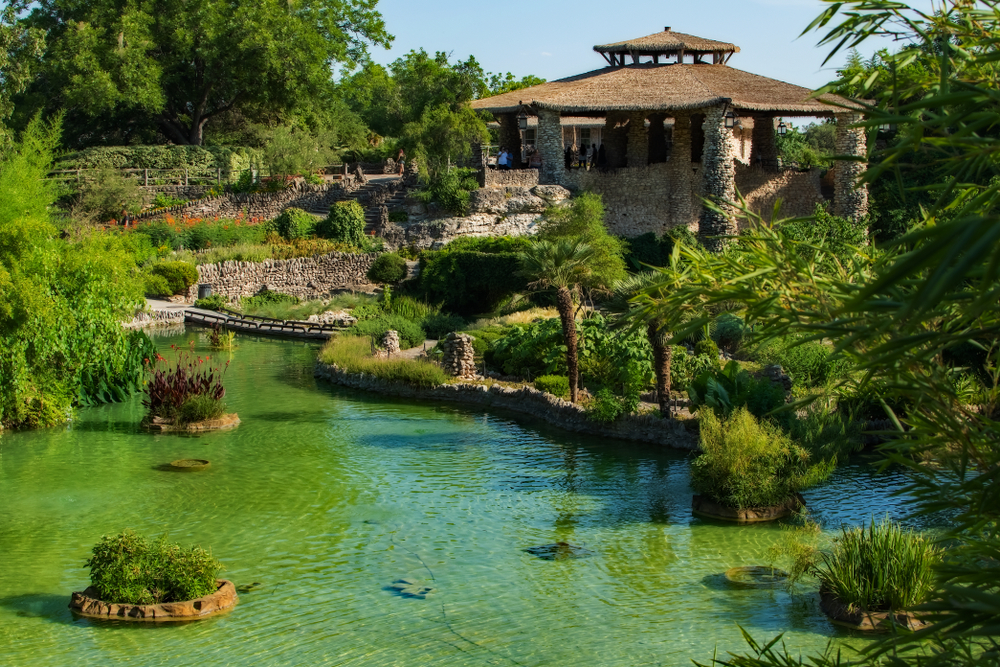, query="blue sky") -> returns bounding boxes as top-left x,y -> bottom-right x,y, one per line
366,0 -> 934,92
